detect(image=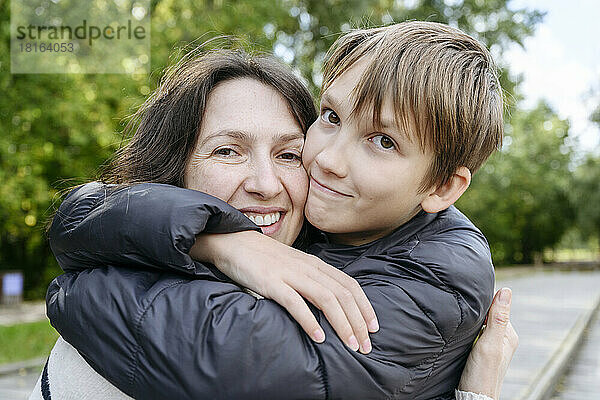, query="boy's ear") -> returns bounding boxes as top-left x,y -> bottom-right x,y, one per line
421,167 -> 471,213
